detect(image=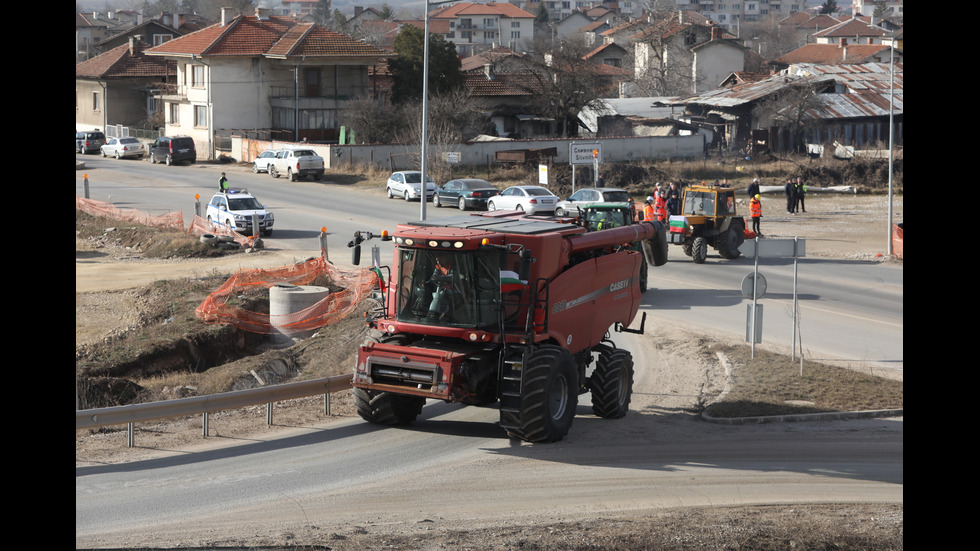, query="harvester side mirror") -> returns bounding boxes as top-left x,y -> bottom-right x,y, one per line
518,250 -> 532,281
